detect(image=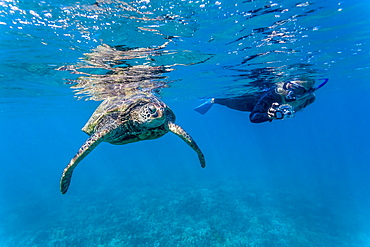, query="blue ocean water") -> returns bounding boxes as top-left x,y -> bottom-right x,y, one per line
1,0 -> 370,246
